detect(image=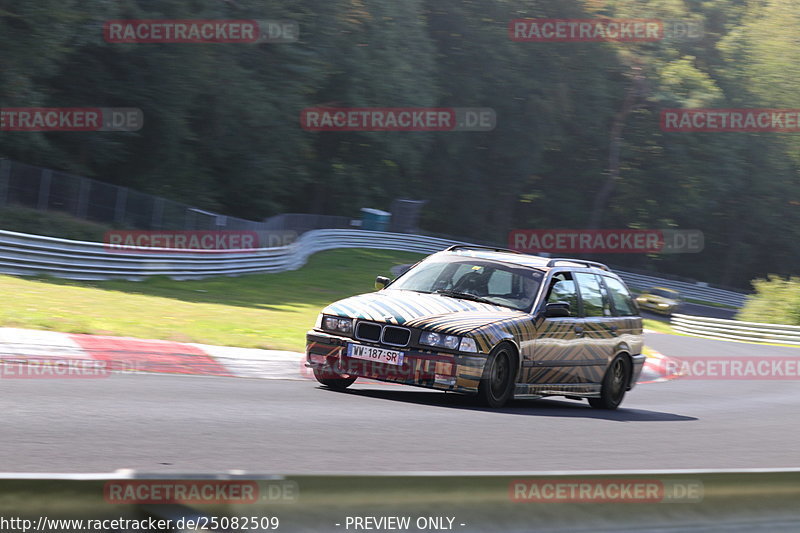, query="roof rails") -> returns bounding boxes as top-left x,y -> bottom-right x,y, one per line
546,258 -> 610,271
446,245 -> 522,254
